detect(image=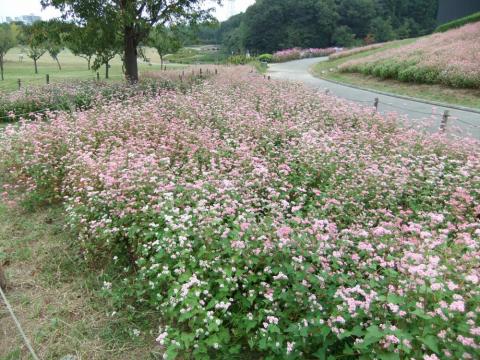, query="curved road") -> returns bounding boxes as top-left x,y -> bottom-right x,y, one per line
268,57 -> 480,139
